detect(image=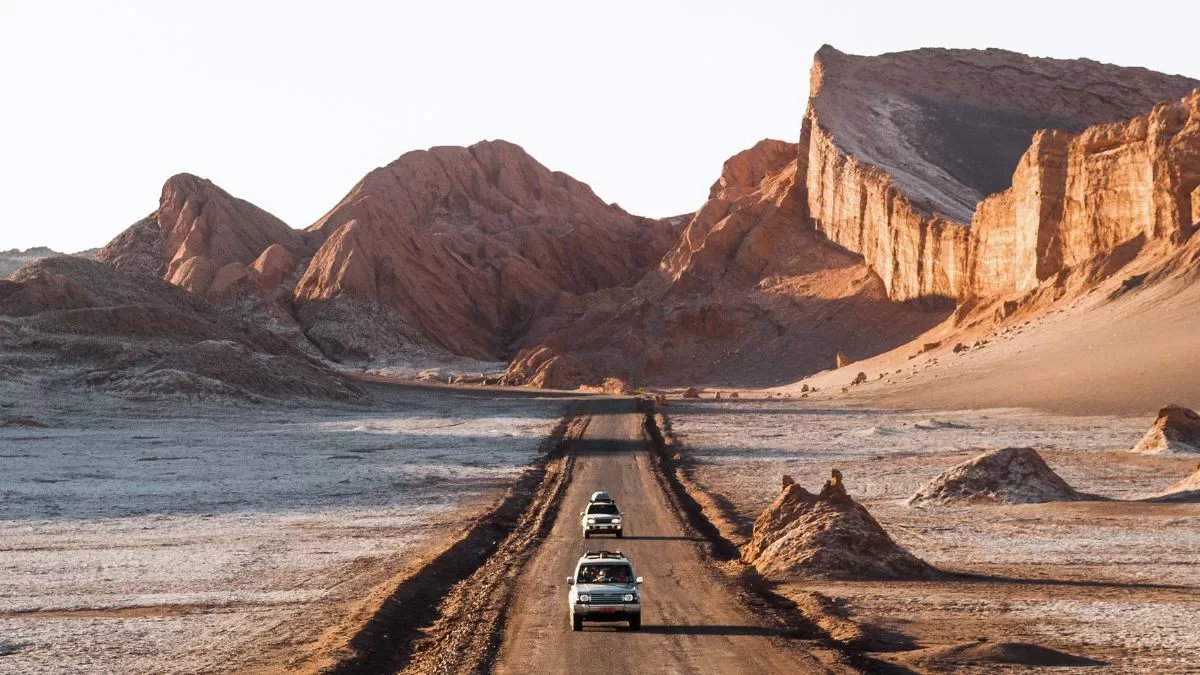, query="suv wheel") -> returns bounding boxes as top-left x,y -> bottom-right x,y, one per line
616,530 -> 623,539
628,613 -> 641,631
572,613 -> 583,631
